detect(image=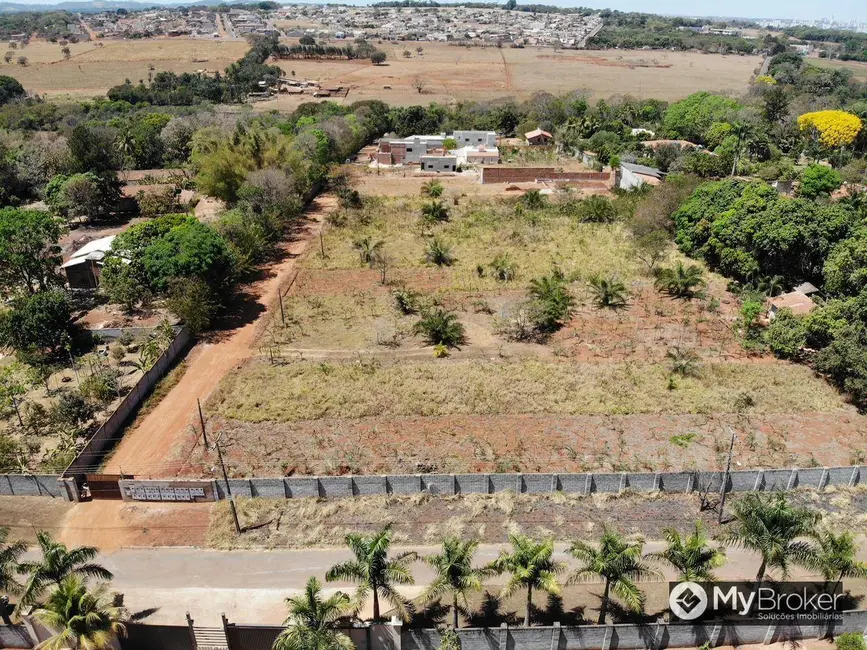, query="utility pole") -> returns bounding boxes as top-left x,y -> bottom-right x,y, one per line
215,435 -> 241,535
718,428 -> 737,524
197,398 -> 209,449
